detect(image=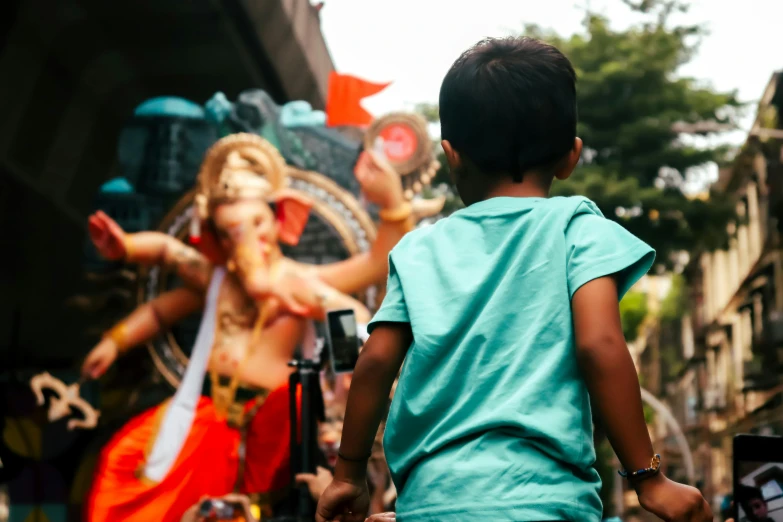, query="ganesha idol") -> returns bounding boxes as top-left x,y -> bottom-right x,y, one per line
80,132 -> 439,522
